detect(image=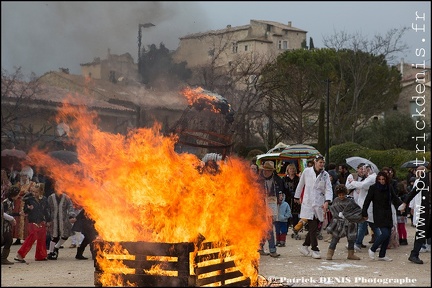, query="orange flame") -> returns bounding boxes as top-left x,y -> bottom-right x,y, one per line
28,96 -> 271,286
180,86 -> 230,114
